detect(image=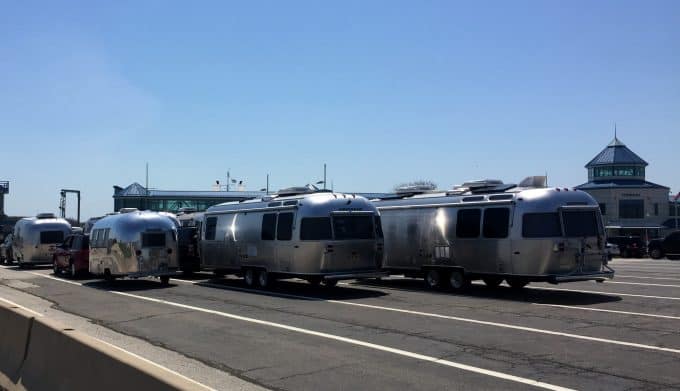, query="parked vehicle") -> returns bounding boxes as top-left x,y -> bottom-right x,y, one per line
648,231 -> 680,260
606,236 -> 646,258
177,211 -> 204,273
372,178 -> 614,290
200,186 -> 386,288
605,242 -> 620,260
88,209 -> 179,284
0,233 -> 13,264
11,214 -> 72,267
53,234 -> 90,278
